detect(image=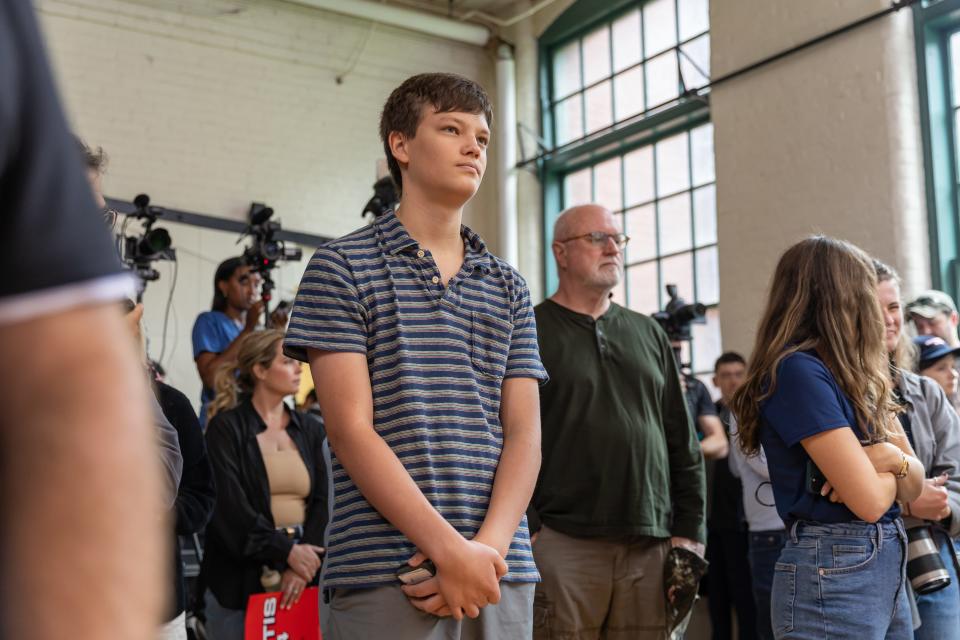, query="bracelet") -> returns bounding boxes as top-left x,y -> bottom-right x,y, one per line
895,452 -> 909,479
